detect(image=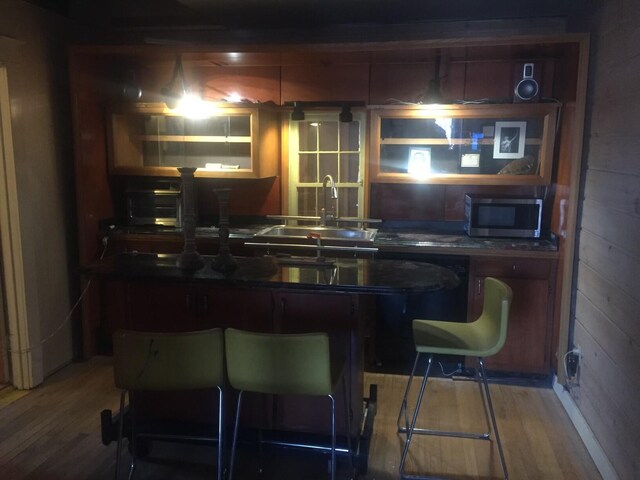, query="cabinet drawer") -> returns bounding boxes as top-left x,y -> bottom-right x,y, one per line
472,257 -> 553,279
